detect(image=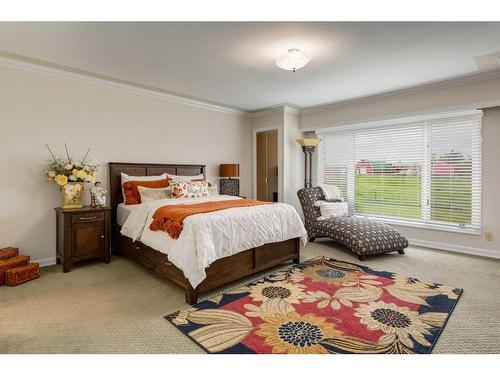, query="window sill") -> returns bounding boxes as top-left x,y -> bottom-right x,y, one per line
355,215 -> 481,235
